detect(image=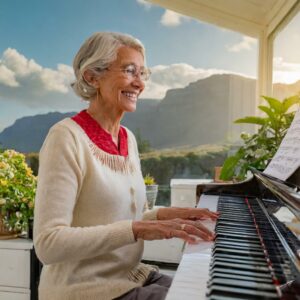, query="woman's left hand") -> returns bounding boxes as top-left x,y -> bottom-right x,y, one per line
157,207 -> 219,221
